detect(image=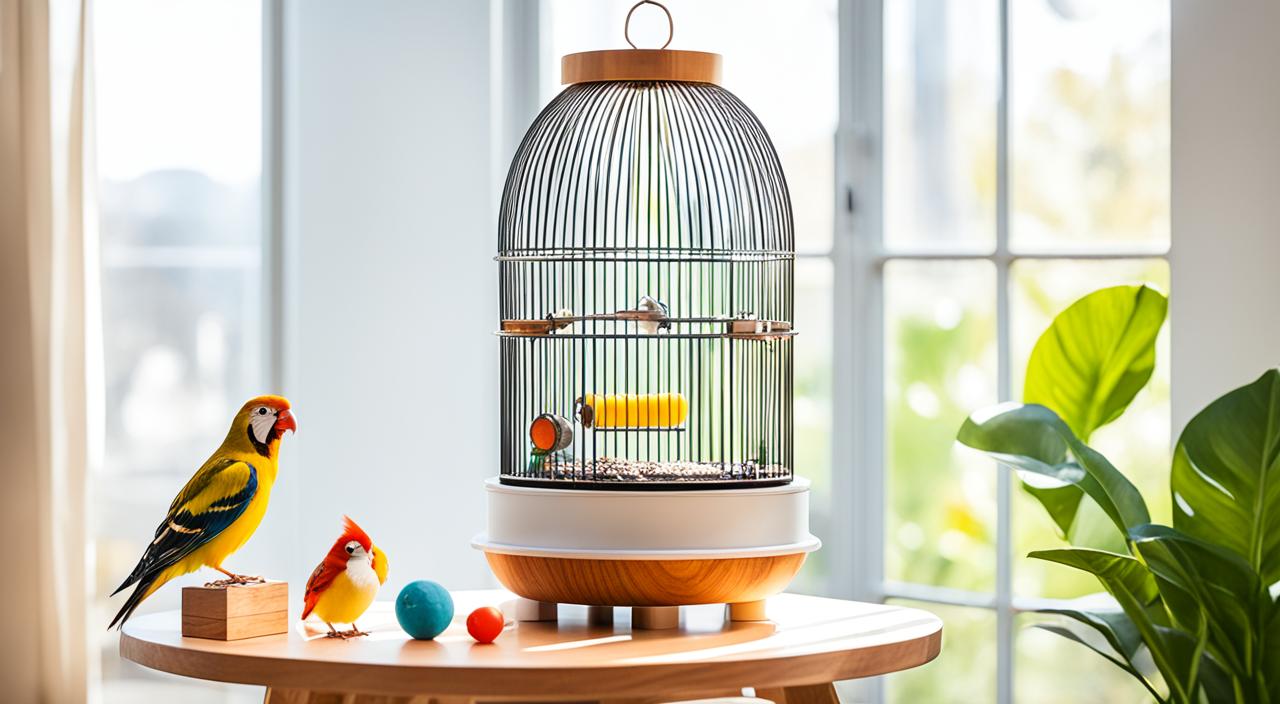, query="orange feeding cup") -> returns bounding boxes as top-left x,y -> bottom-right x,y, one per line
529,414 -> 573,452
